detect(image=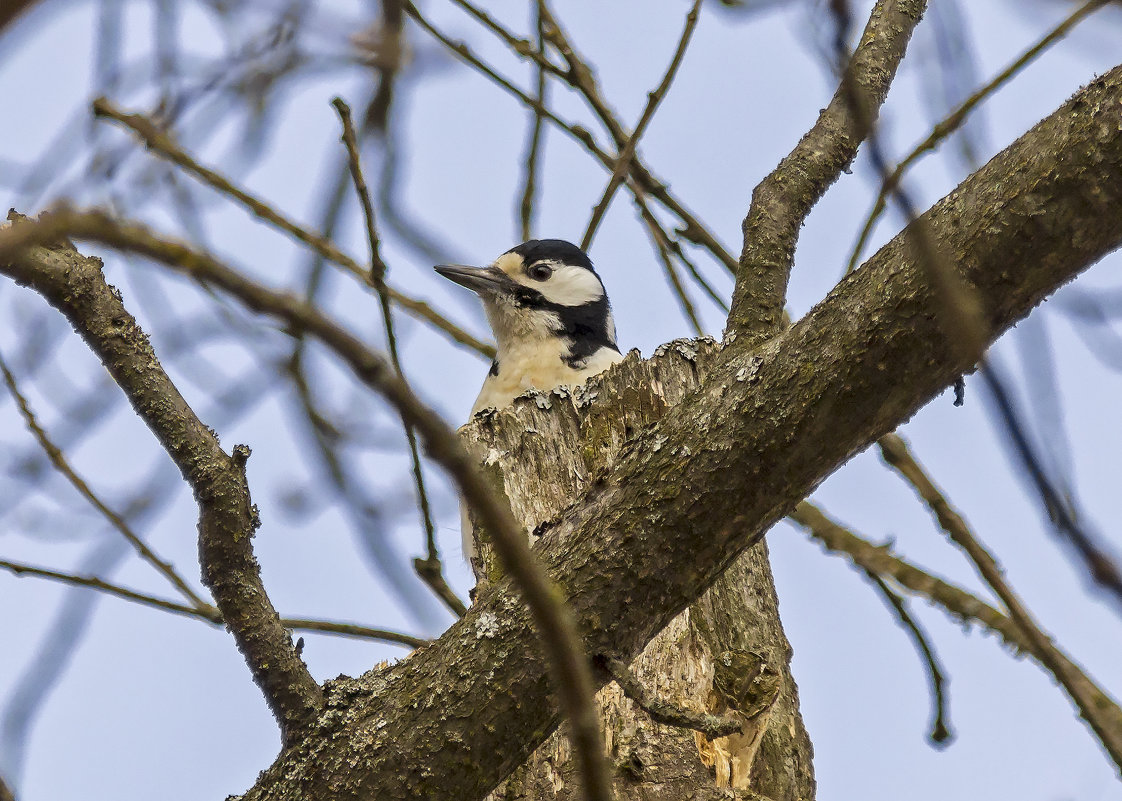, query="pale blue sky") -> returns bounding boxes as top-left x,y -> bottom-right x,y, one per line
1,1 -> 1121,799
